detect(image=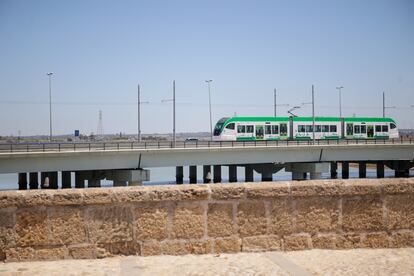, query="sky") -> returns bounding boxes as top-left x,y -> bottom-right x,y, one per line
0,0 -> 413,136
